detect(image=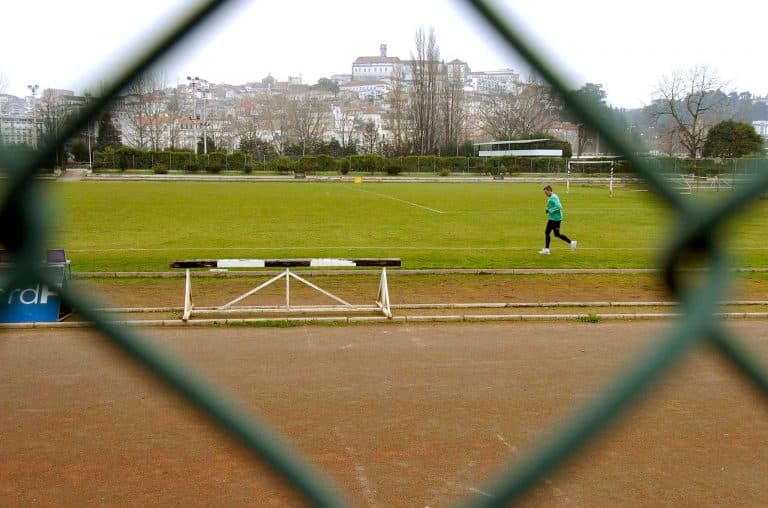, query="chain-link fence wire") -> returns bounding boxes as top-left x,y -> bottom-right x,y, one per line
1,0 -> 768,506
